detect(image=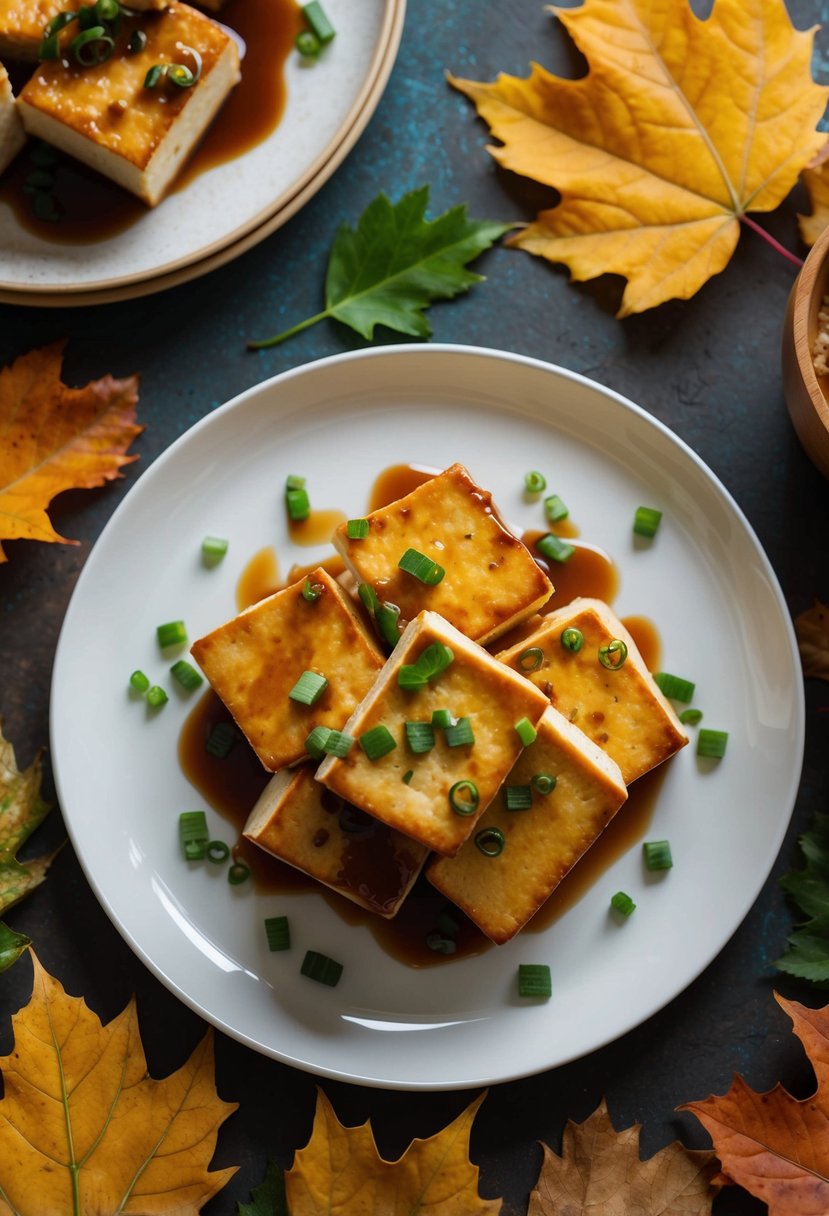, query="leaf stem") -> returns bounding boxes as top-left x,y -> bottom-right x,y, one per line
247,309 -> 332,350
740,214 -> 803,268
